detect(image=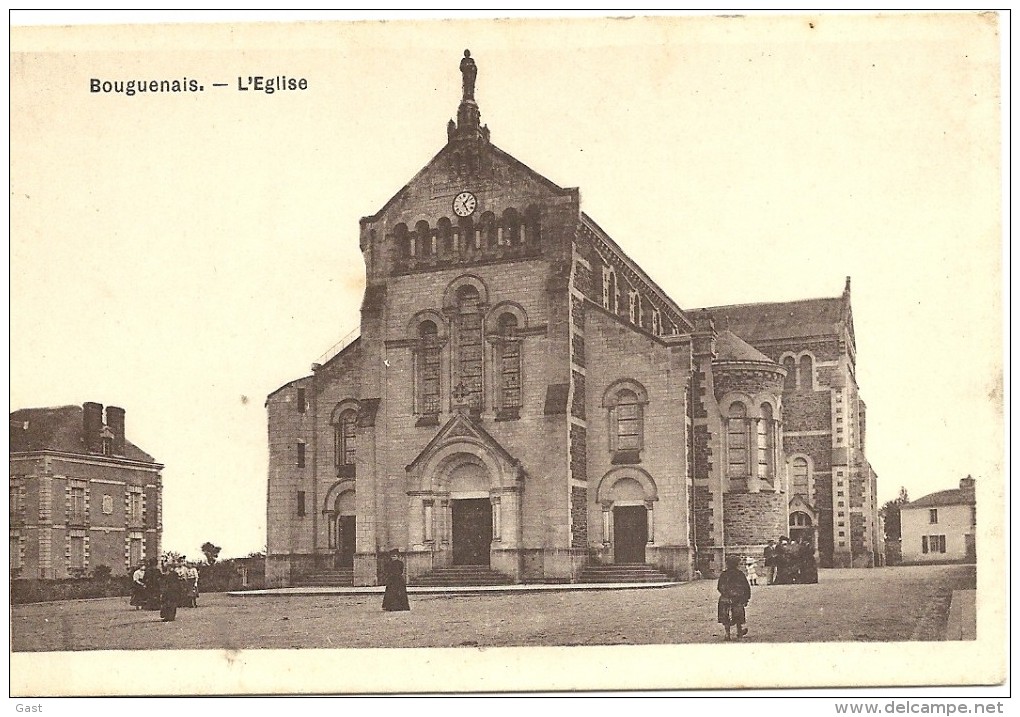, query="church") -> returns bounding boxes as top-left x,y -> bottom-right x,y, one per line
265,51 -> 880,587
